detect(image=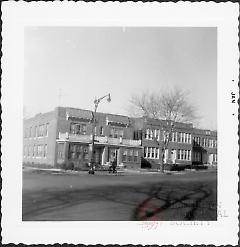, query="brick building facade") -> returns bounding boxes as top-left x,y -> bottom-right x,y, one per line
23,107 -> 142,169
23,106 -> 217,169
